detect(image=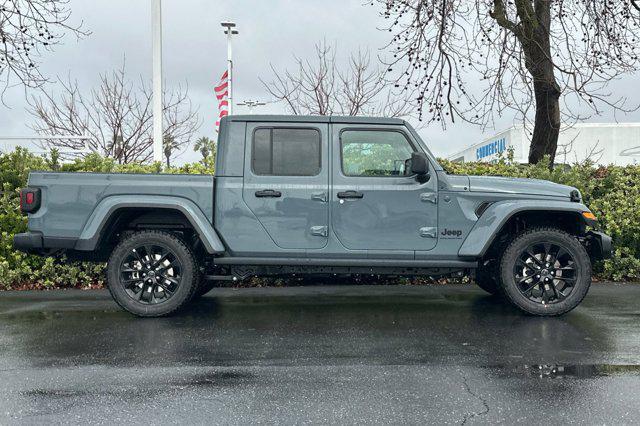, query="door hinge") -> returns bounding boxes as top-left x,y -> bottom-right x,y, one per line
420,192 -> 438,204
310,226 -> 328,237
311,191 -> 328,203
419,227 -> 437,238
